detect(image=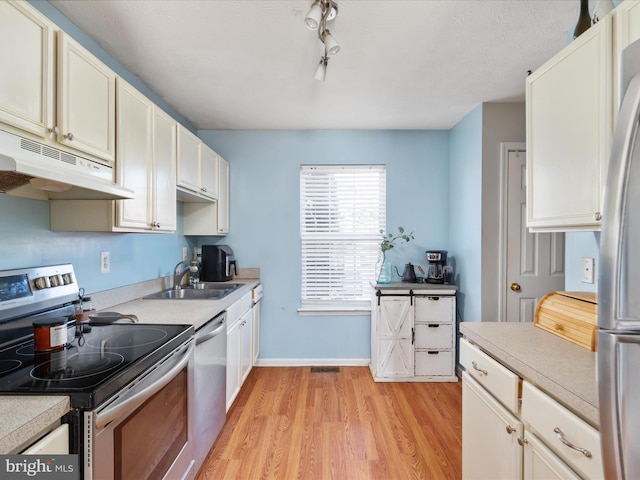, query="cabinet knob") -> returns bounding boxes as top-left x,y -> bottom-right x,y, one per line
64,132 -> 74,141
505,425 -> 516,435
517,436 -> 528,446
48,126 -> 60,136
594,212 -> 602,221
510,282 -> 521,292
